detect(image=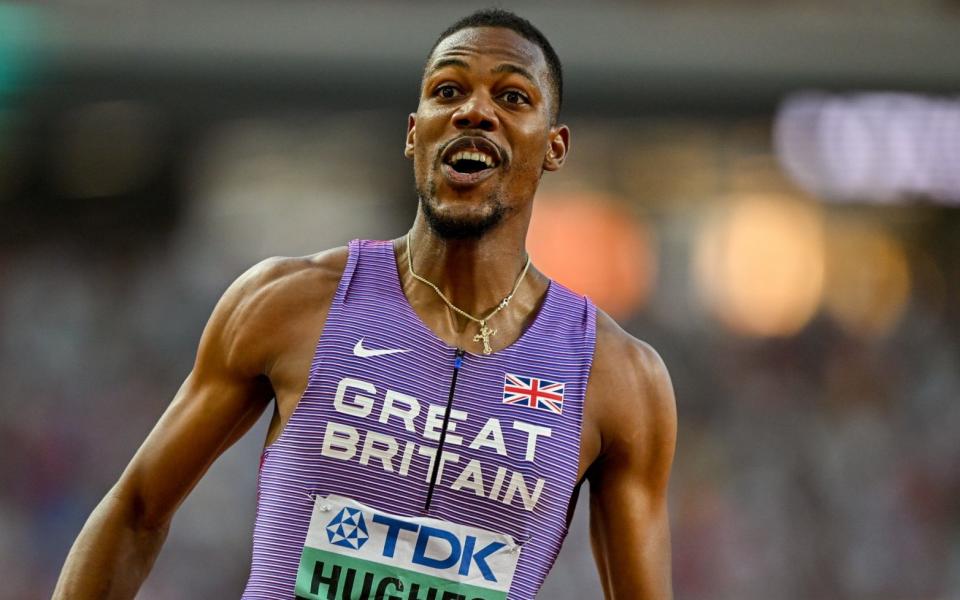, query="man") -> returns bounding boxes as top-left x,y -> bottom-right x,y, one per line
54,9 -> 676,599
